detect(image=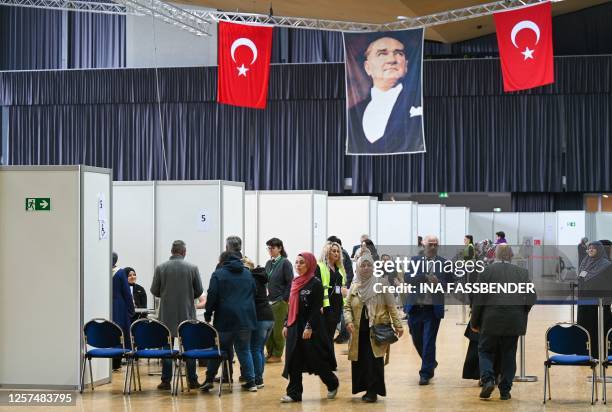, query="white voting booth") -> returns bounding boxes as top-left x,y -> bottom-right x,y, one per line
112,182 -> 155,308
377,201 -> 416,246
328,196 -> 378,251
492,213 -> 520,244
113,180 -> 244,295
155,181 -> 244,288
245,191 -> 327,267
244,191 -> 258,265
595,213 -> 612,240
417,204 -> 445,244
0,166 -> 112,389
444,207 -> 470,245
